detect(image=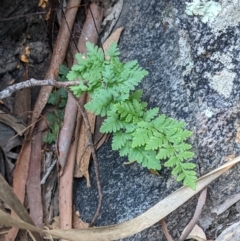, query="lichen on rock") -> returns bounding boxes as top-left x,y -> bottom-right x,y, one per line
185,0 -> 221,23
204,69 -> 236,98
